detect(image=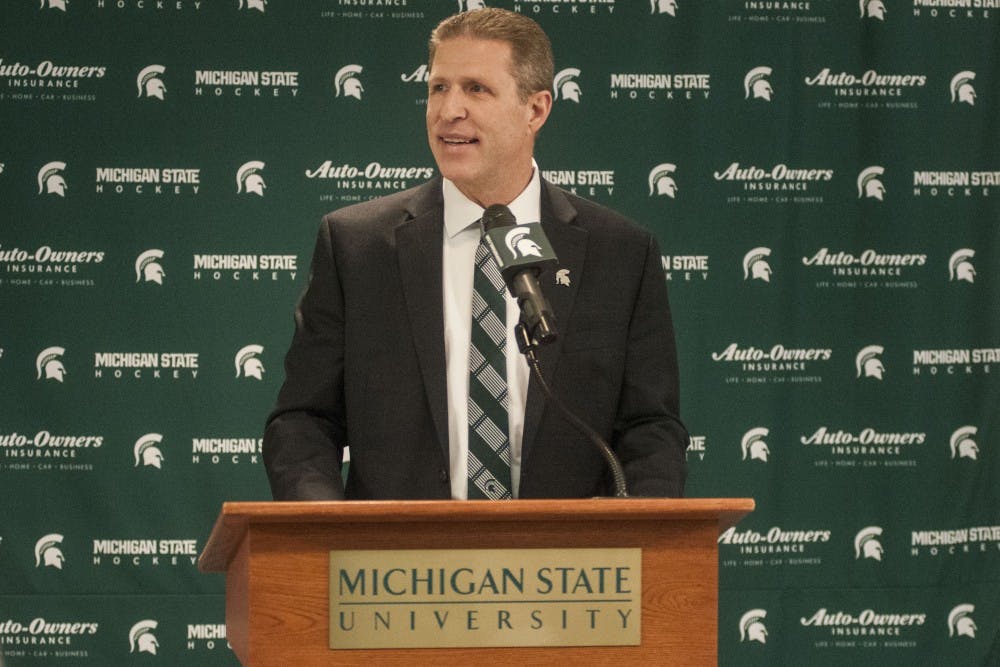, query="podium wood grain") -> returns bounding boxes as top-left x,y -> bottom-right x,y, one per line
200,499 -> 754,666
